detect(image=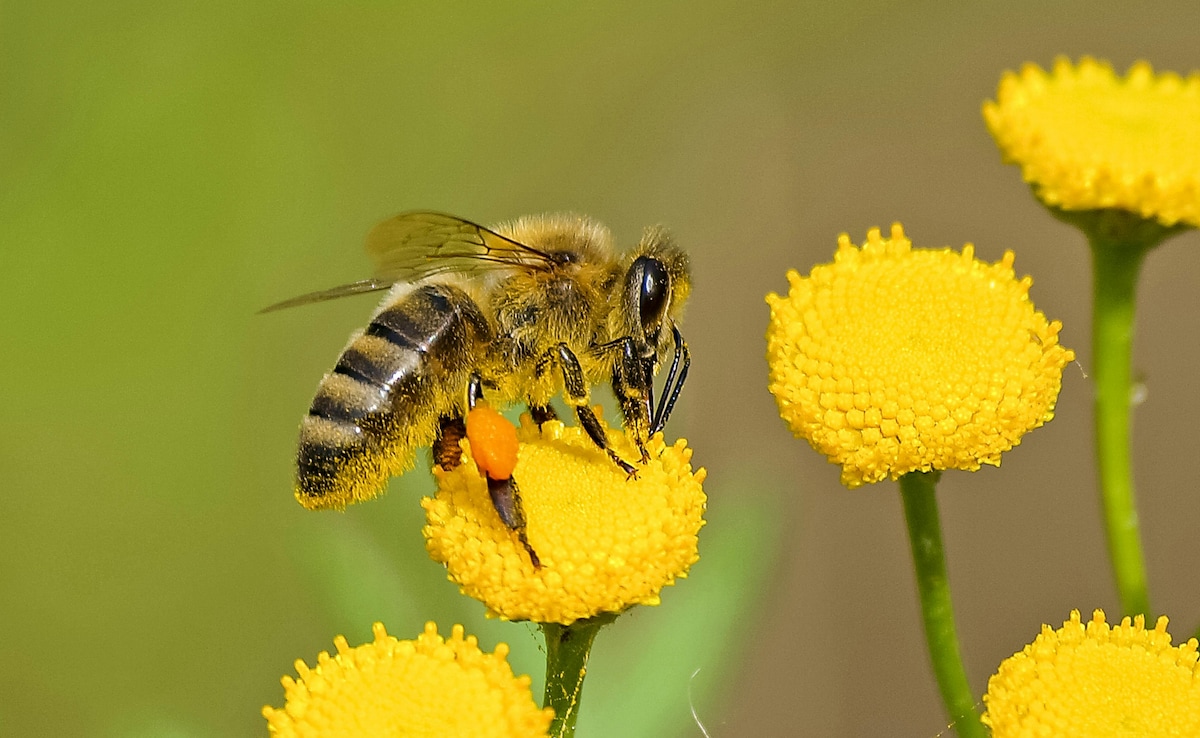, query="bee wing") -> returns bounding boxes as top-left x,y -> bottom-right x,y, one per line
260,211 -> 553,313
365,211 -> 553,278
258,278 -> 398,313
